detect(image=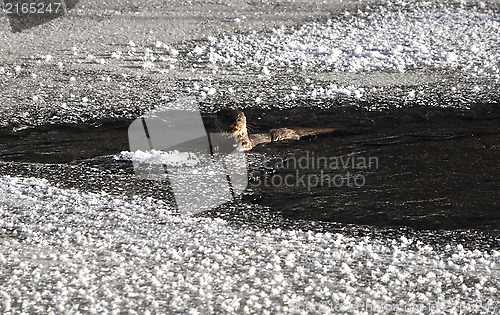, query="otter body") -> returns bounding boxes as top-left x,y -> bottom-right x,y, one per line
215,109 -> 337,151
